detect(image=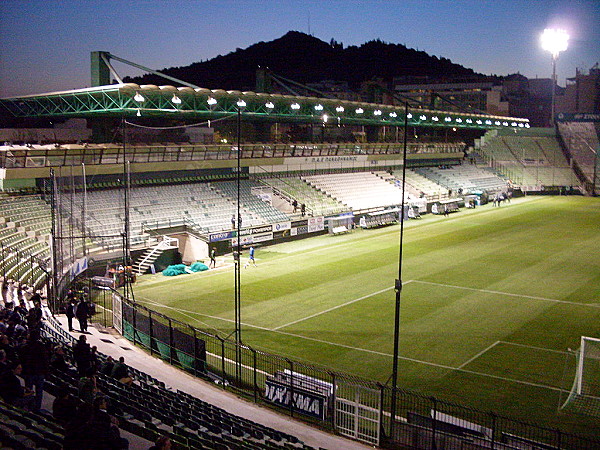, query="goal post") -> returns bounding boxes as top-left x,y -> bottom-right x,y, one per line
561,336 -> 600,416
